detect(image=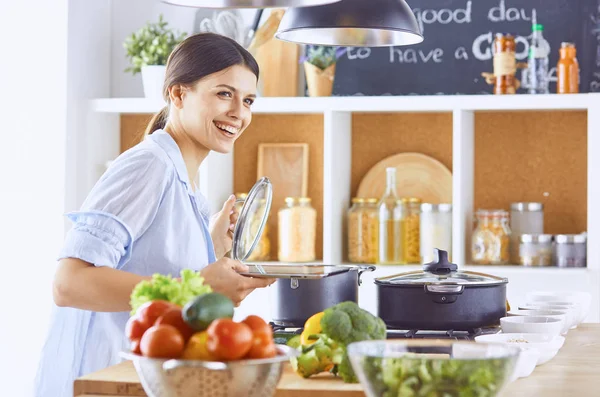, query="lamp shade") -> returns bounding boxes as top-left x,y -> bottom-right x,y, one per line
162,0 -> 341,8
275,0 -> 423,46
